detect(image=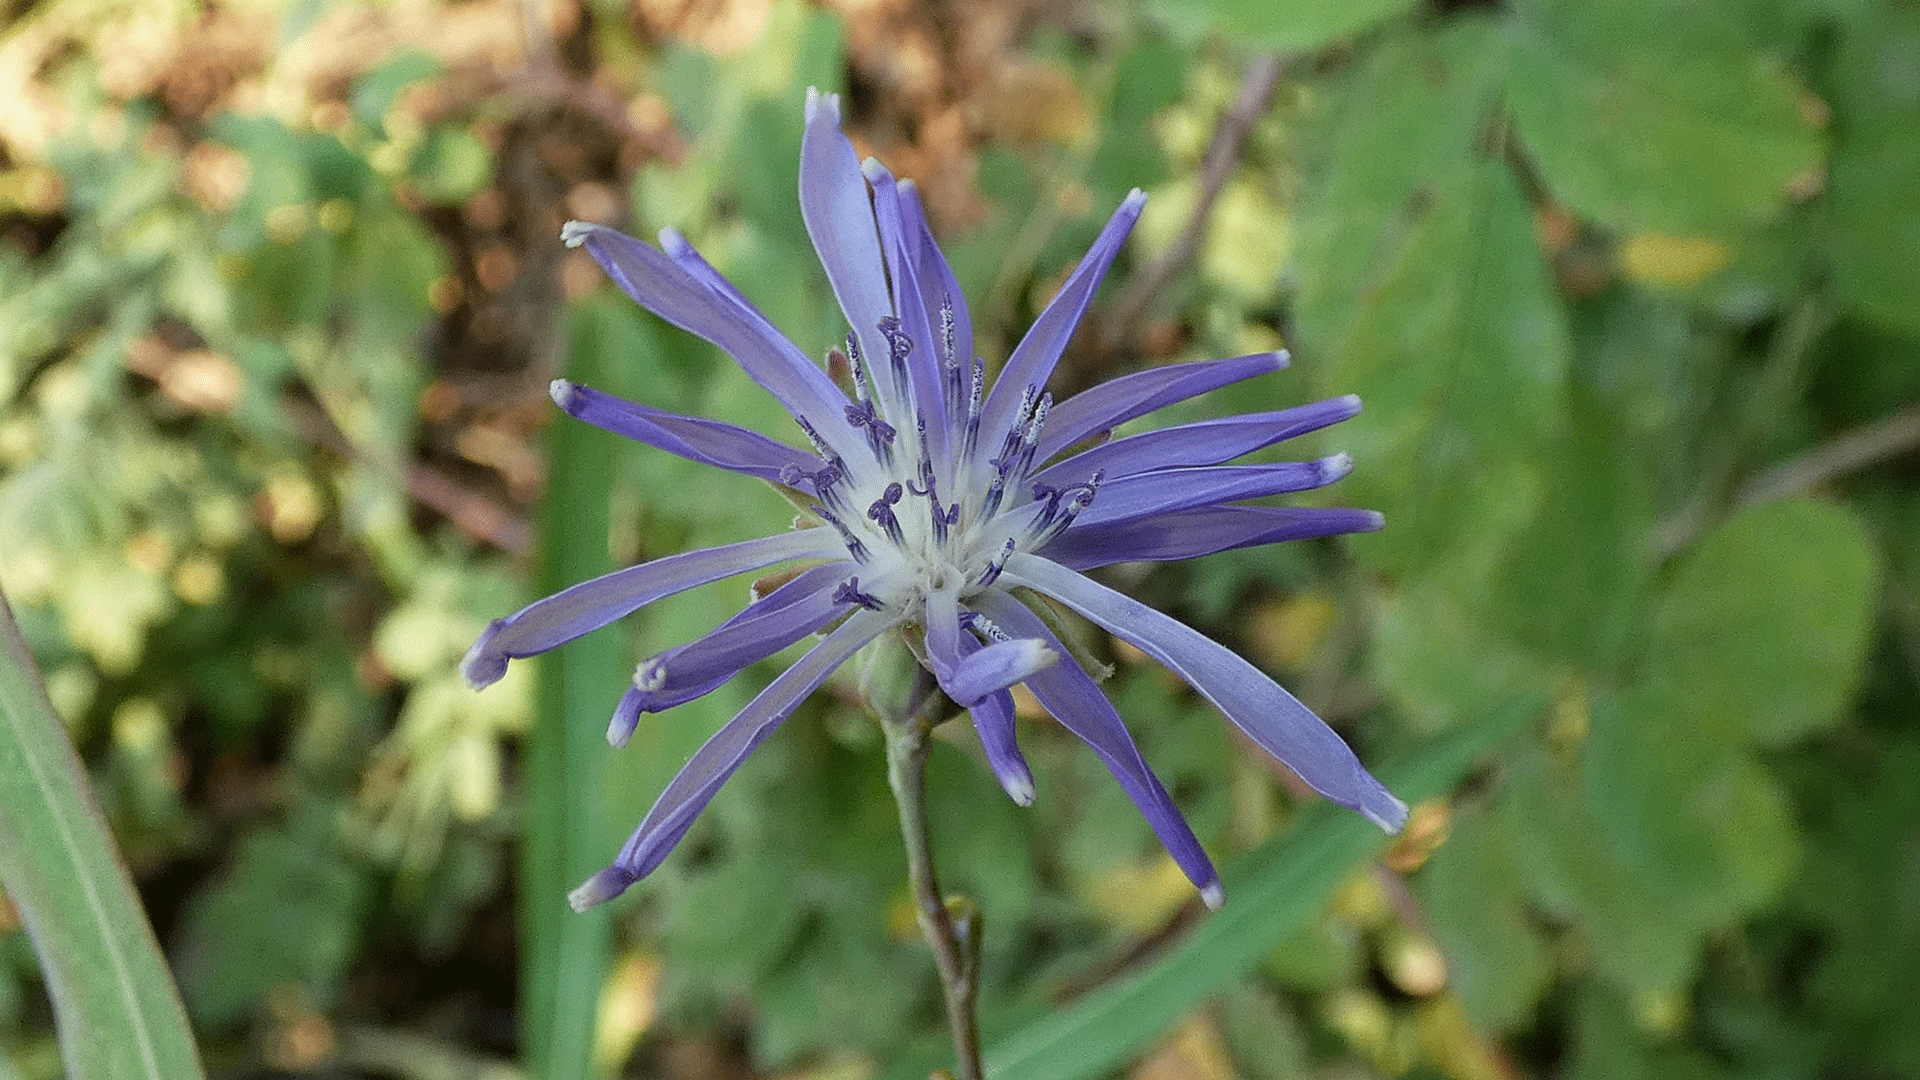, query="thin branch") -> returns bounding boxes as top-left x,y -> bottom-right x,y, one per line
1736,399 -> 1920,507
882,669 -> 984,1080
283,396 -> 531,554
1097,53 -> 1286,357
